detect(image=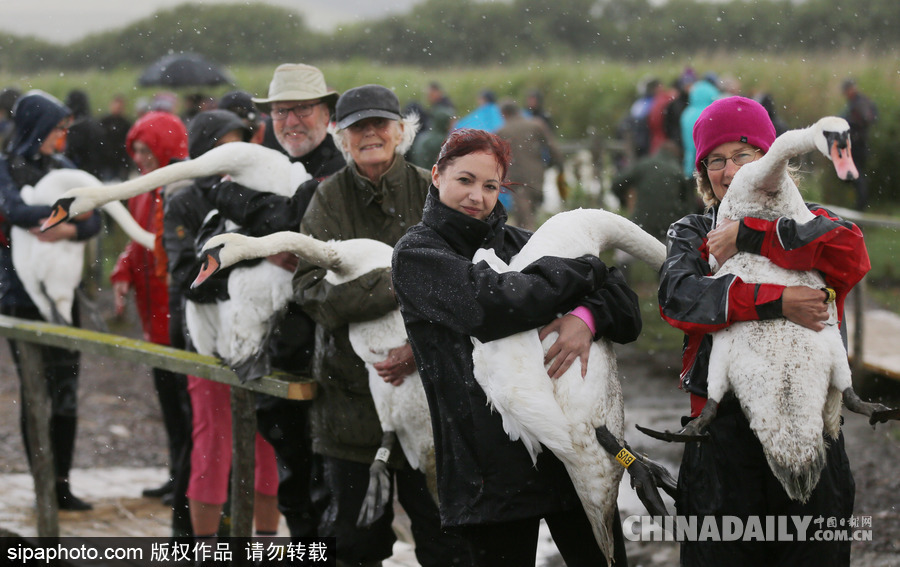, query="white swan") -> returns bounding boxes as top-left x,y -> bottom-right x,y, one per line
40,143 -> 299,229
38,142 -> 311,380
640,117 -> 897,503
192,231 -> 434,478
471,208 -> 667,559
11,169 -> 154,324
